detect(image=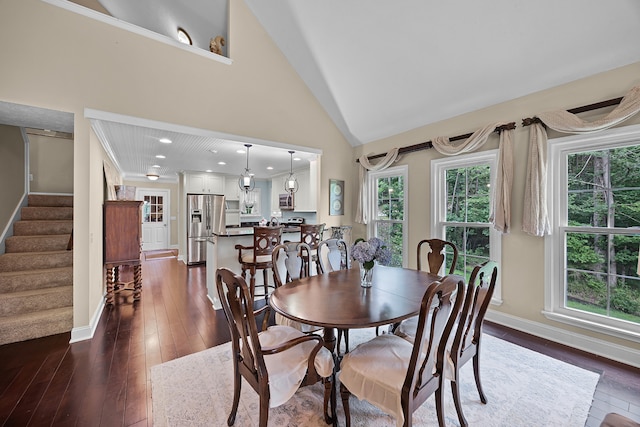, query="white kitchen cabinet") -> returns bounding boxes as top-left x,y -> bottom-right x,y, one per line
270,172 -> 288,215
224,176 -> 241,201
186,173 -> 224,194
293,161 -> 317,212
